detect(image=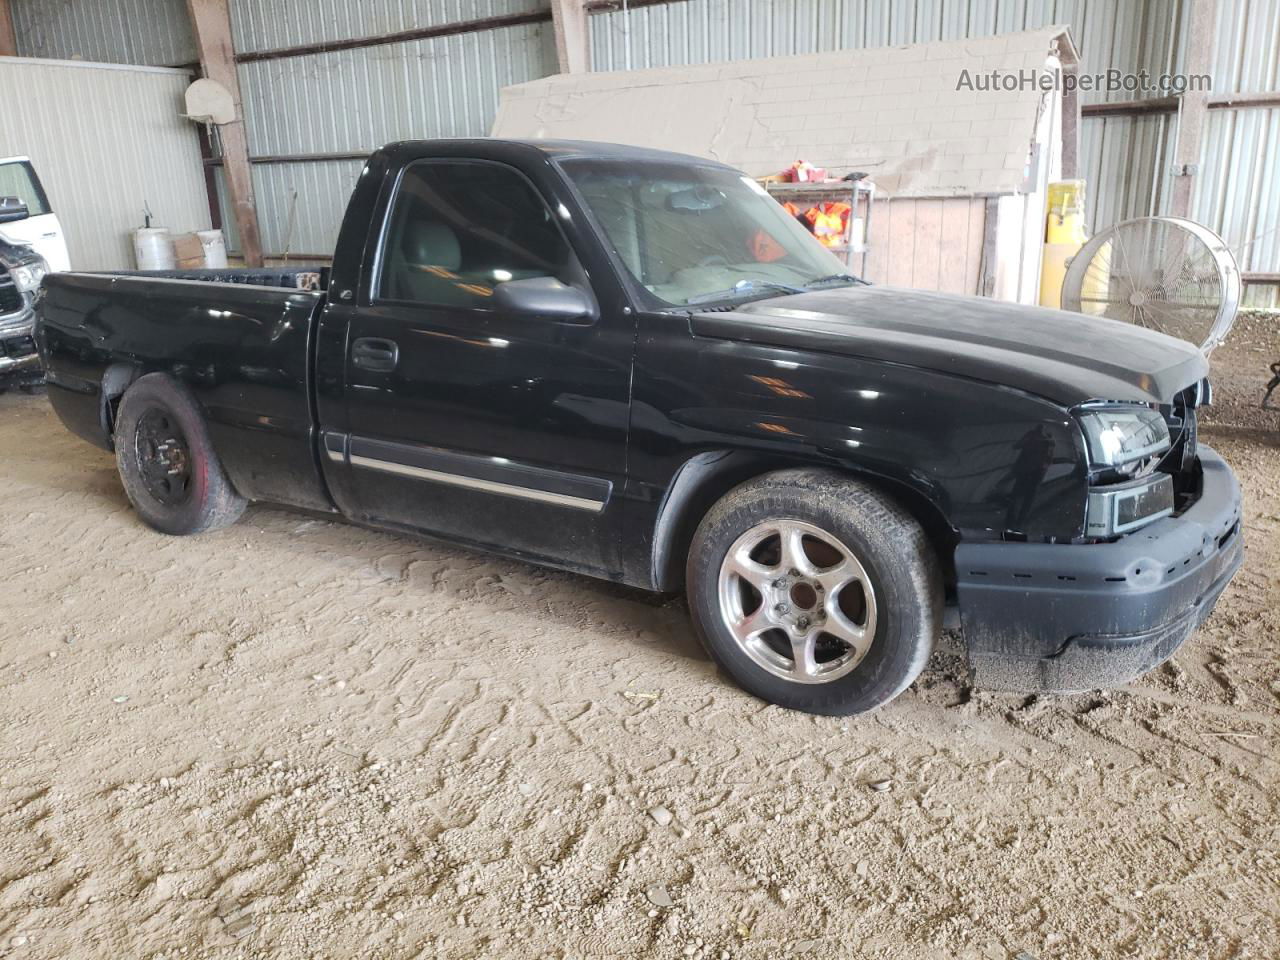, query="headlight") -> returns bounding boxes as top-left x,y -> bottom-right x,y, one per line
9,259 -> 47,293
1077,404 -> 1170,478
